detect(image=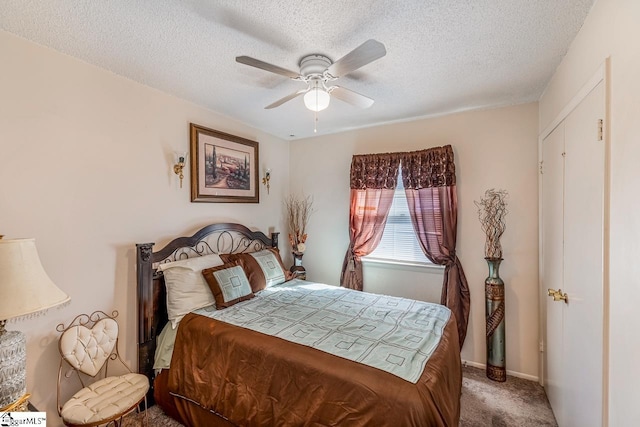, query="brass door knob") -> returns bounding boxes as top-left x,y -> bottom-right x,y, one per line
547,288 -> 568,303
